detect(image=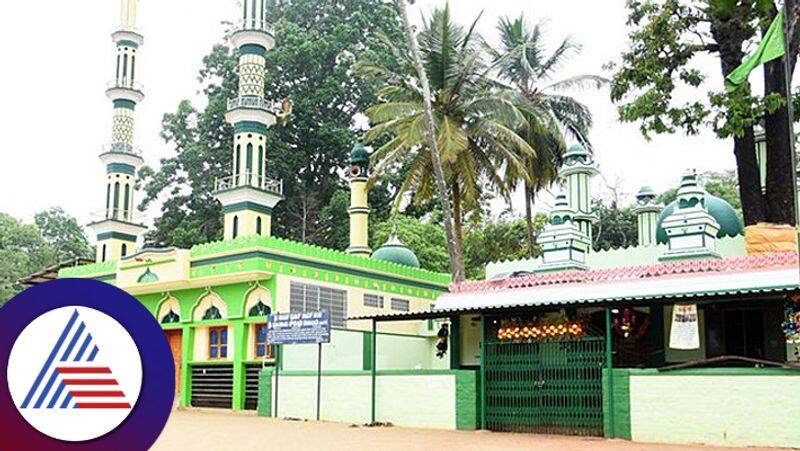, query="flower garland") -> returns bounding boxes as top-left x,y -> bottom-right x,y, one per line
497,316 -> 584,341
